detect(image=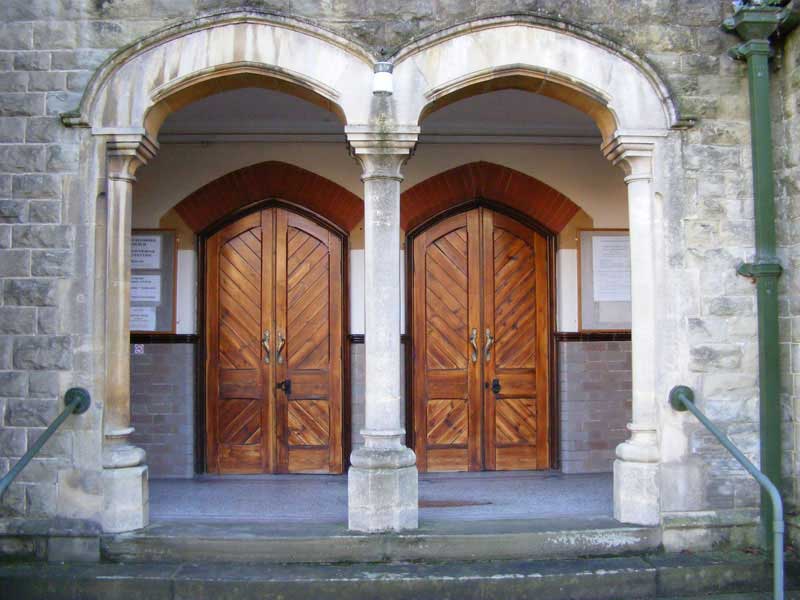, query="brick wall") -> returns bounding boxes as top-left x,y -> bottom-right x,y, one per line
130,343 -> 194,479
559,341 -> 632,474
